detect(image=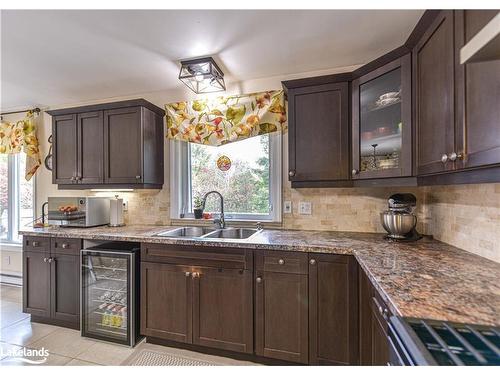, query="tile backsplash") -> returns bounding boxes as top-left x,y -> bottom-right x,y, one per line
282,186 -> 426,233
422,183 -> 500,263
98,182 -> 500,263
